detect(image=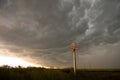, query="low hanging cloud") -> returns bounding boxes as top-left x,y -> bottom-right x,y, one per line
78,42 -> 120,68
0,0 -> 120,68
